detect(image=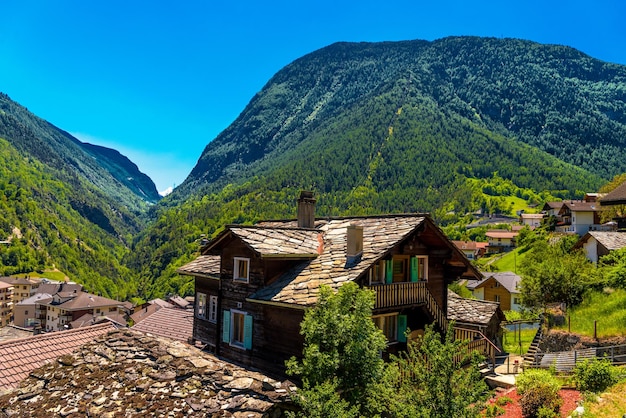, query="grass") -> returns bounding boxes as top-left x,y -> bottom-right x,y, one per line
502,326 -> 537,355
13,269 -> 68,282
475,247 -> 527,273
581,380 -> 626,417
502,195 -> 534,215
554,289 -> 626,338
